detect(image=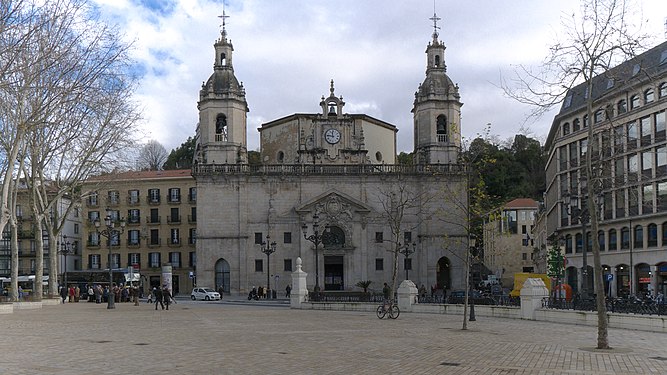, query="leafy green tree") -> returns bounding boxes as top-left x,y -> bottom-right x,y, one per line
164,136 -> 196,170
248,150 -> 261,166
397,152 -> 413,165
